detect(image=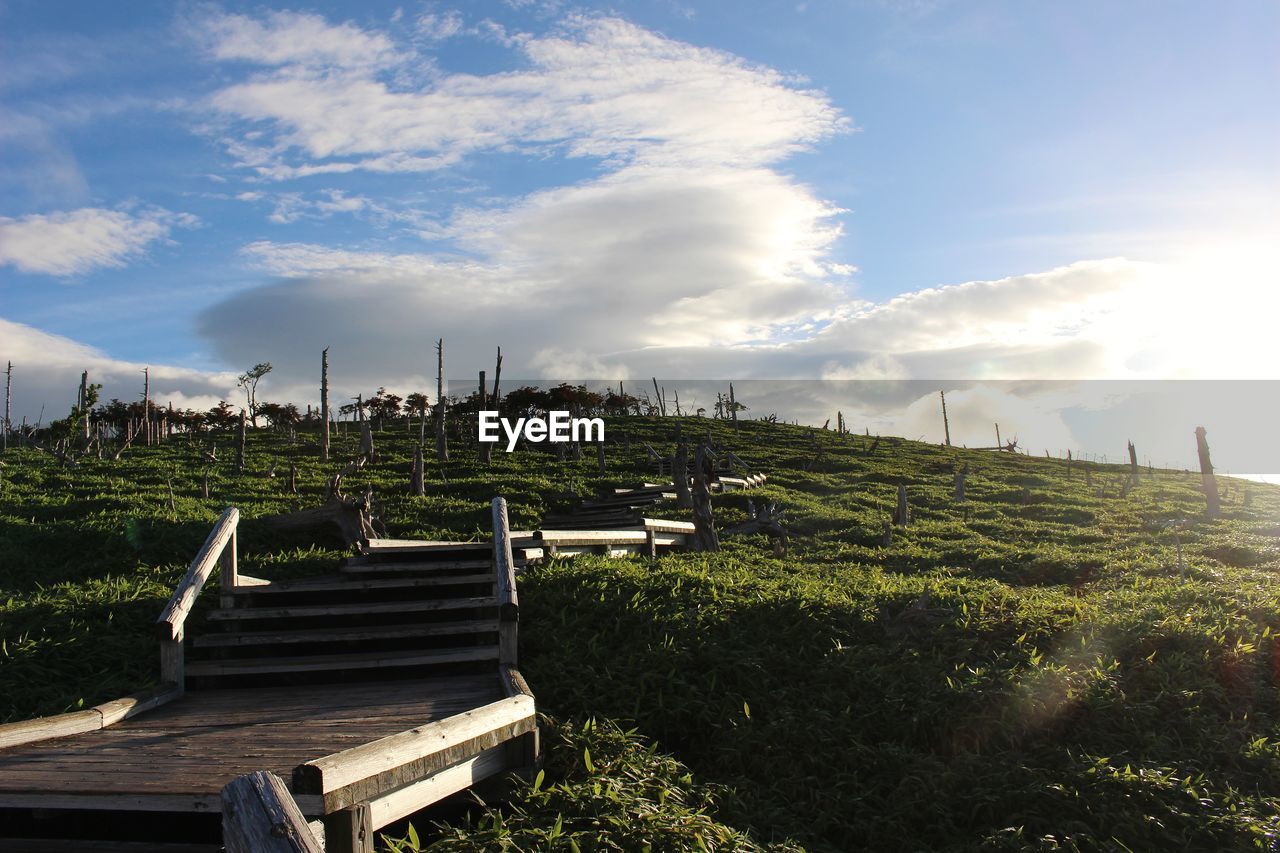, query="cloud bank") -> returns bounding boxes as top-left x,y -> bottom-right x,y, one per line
0,207 -> 195,277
